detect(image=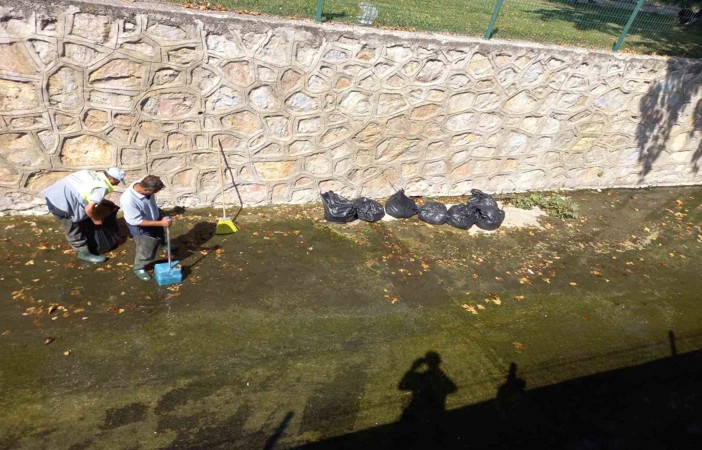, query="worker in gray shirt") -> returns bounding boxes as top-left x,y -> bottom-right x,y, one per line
121,175 -> 174,281
43,168 -> 126,264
